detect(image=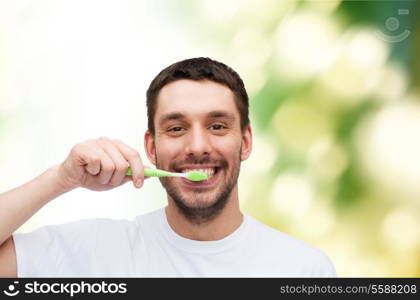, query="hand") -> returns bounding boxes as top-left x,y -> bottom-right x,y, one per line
57,137 -> 148,191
